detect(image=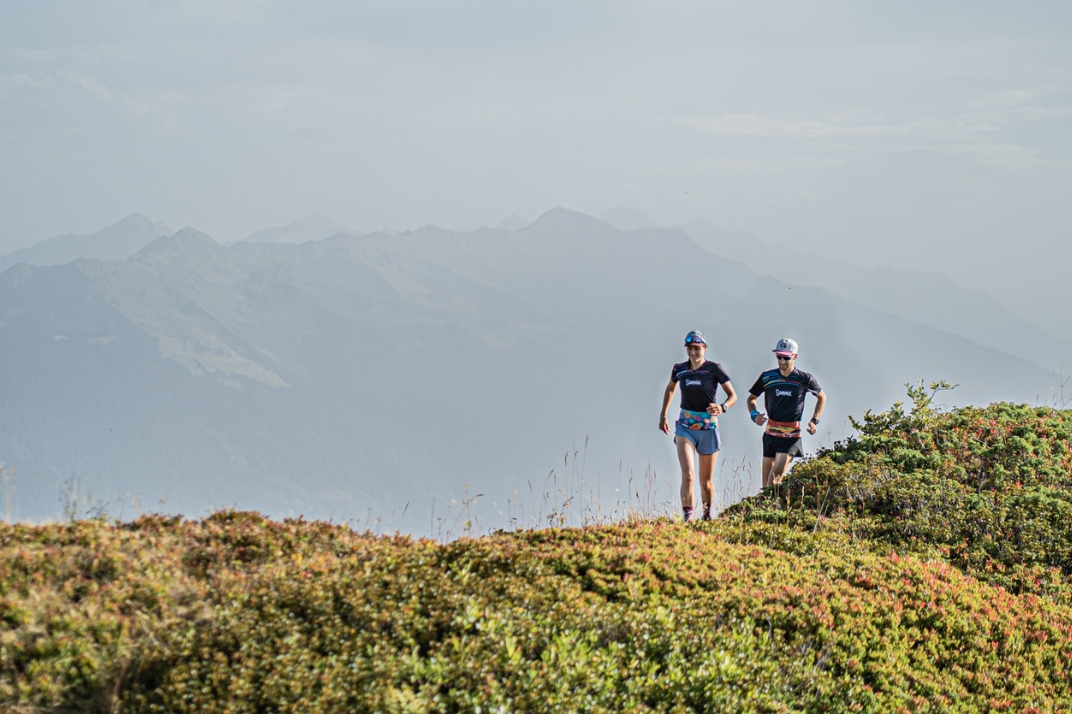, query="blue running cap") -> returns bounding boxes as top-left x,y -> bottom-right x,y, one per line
685,330 -> 706,345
